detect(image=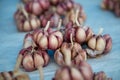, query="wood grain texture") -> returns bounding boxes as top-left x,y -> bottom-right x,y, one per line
0,0 -> 120,80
